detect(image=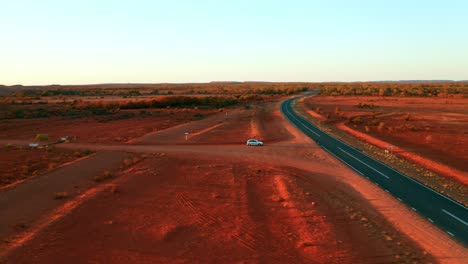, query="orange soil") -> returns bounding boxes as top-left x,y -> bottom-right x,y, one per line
0,109 -> 216,144
0,147 -> 88,187
337,122 -> 468,185
1,99 -> 465,263
304,95 -> 468,182
3,153 -> 435,263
